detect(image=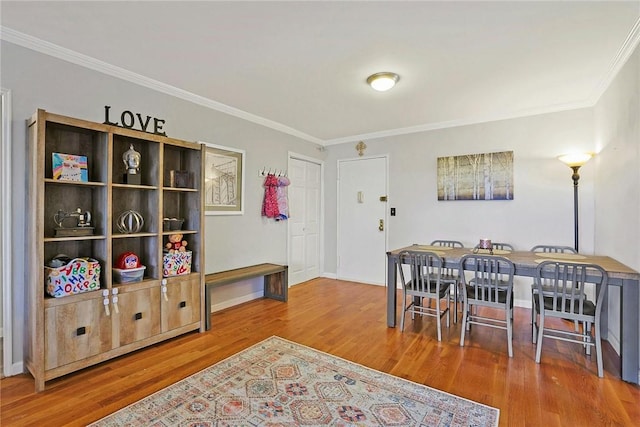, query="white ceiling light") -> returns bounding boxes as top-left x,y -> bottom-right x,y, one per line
366,72 -> 399,92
